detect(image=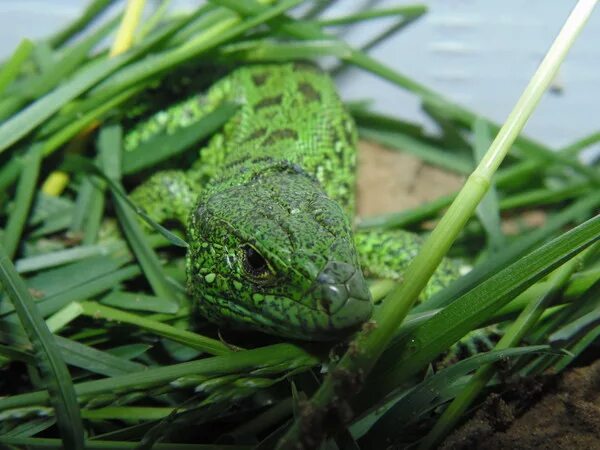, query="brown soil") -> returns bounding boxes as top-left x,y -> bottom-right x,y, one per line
356,140 -> 464,217
356,140 -> 600,450
441,359 -> 600,450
